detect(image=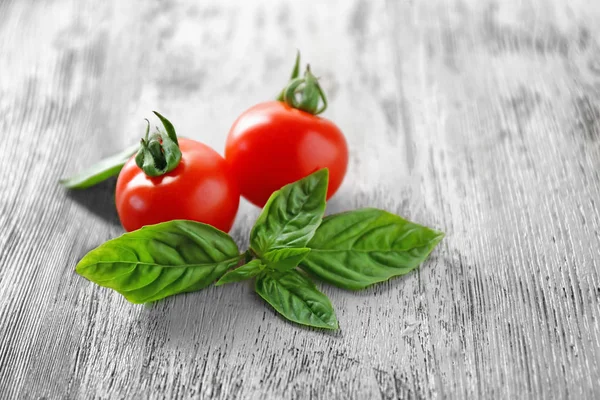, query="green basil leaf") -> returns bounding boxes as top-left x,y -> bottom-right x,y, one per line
250,169 -> 328,253
301,208 -> 444,290
76,220 -> 240,303
59,143 -> 139,189
215,259 -> 264,286
264,247 -> 310,272
255,269 -> 338,330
